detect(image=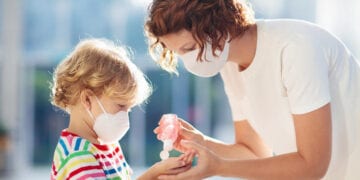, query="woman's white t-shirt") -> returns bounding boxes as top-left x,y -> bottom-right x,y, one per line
220,19 -> 360,179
